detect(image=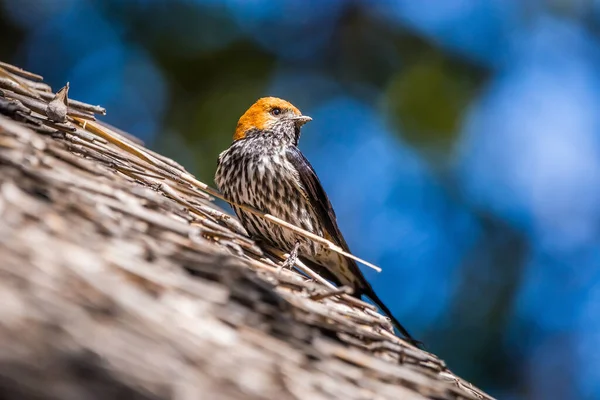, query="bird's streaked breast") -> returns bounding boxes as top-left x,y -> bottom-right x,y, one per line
216,138 -> 323,256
